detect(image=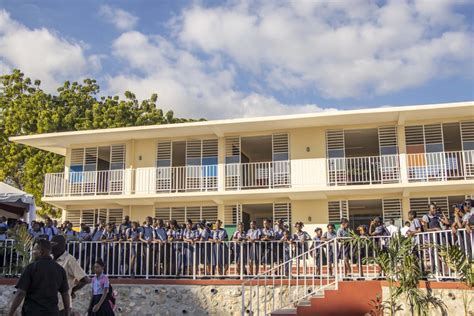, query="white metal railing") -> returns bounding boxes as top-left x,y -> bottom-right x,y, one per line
225,160 -> 291,190
327,154 -> 400,186
407,150 -> 474,182
2,229 -> 471,282
154,165 -> 218,193
241,238 -> 339,316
